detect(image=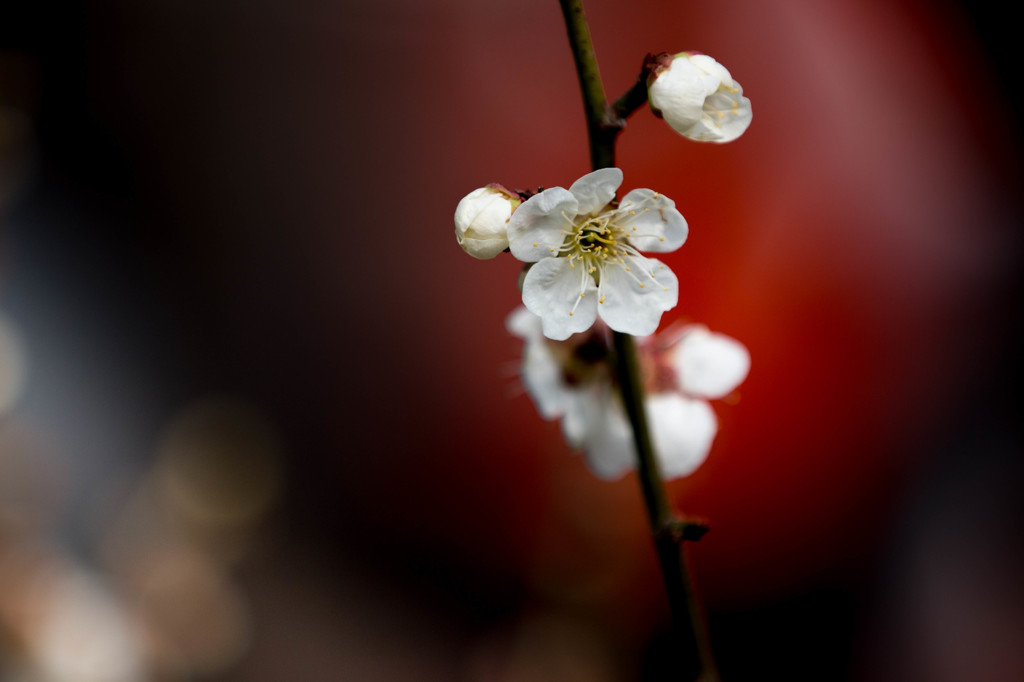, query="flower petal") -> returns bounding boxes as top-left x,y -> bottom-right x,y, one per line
647,394 -> 717,479
522,257 -> 599,341
576,389 -> 634,480
688,54 -> 733,95
617,189 -> 688,252
568,168 -> 622,216
648,57 -> 705,136
687,89 -> 752,143
560,387 -> 590,447
507,187 -> 578,262
520,341 -> 574,420
673,326 -> 750,399
597,257 -> 678,336
456,234 -> 509,260
505,306 -> 542,341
